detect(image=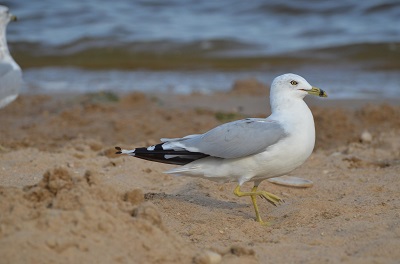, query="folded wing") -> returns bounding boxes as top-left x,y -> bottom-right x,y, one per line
162,118 -> 287,159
